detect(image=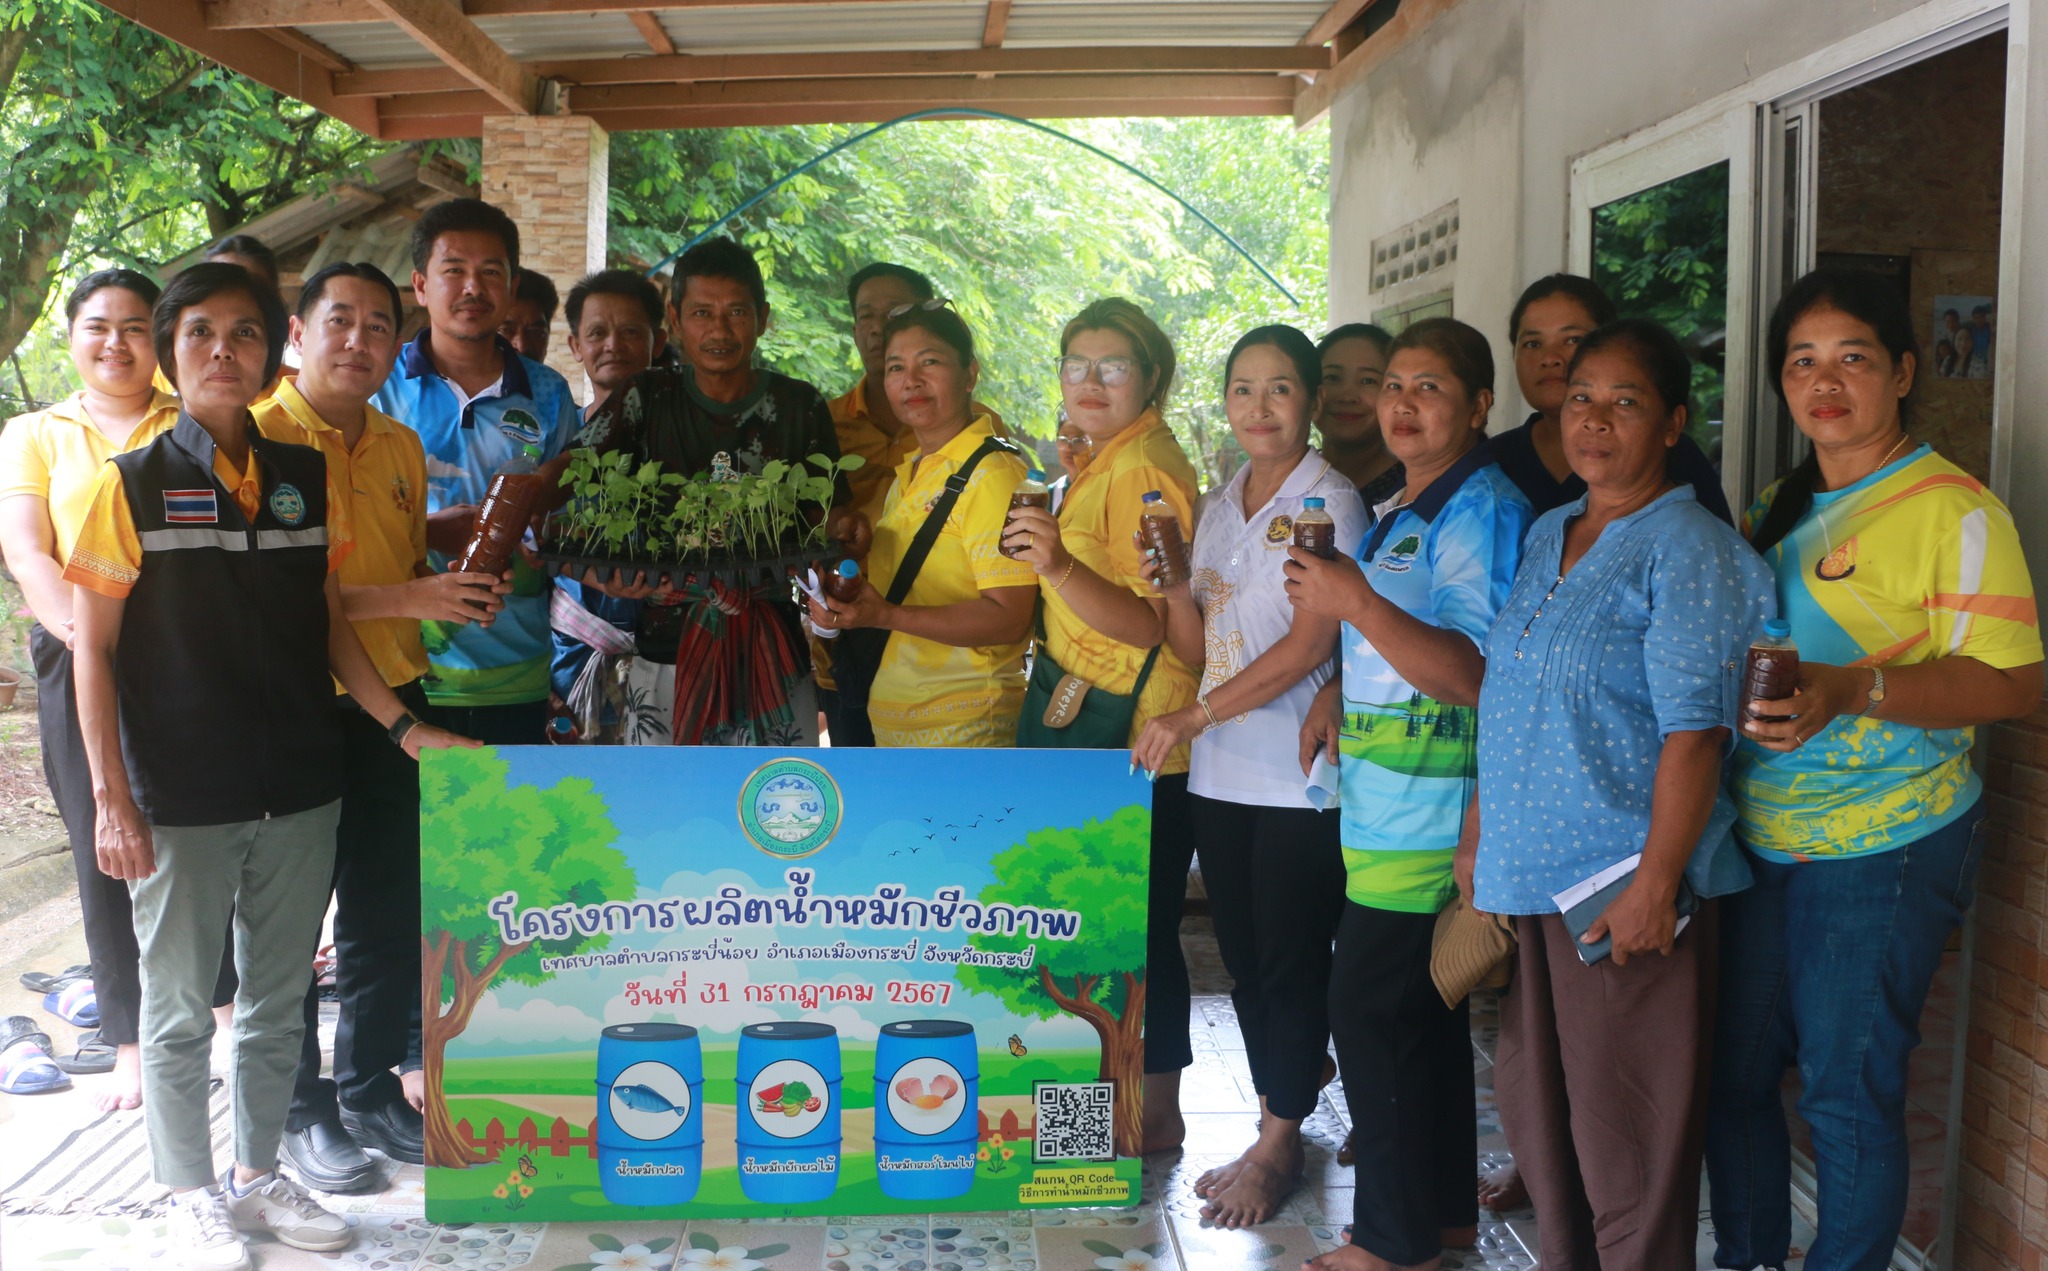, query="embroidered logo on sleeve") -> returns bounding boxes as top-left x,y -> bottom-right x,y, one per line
163,489 -> 218,524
